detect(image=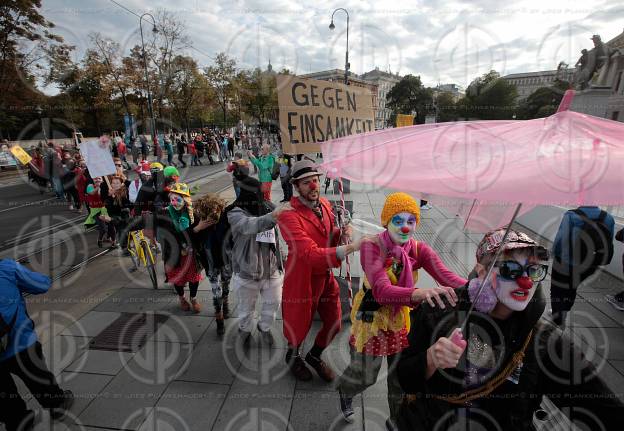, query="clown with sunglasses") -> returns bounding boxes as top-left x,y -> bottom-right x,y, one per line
395,228 -> 623,431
